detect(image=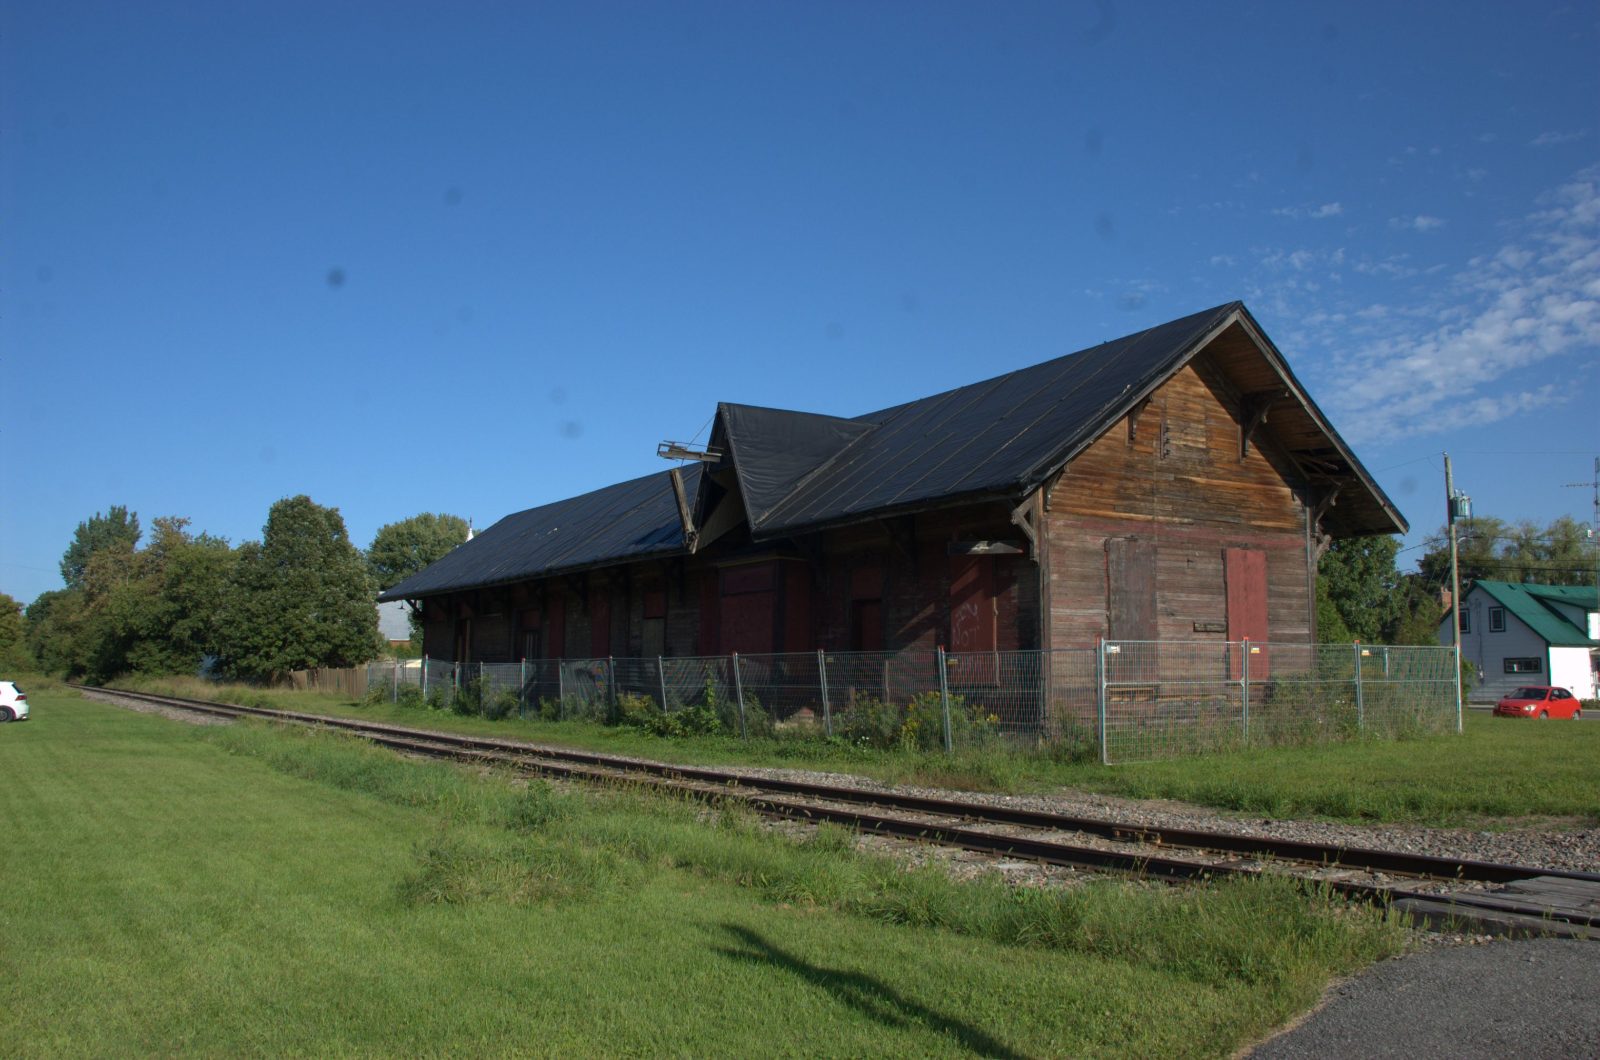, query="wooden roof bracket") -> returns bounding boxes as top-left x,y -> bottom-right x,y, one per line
669,466 -> 700,554
1041,467 -> 1068,513
1310,485 -> 1343,559
1126,397 -> 1152,446
1239,389 -> 1287,462
1010,493 -> 1039,560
